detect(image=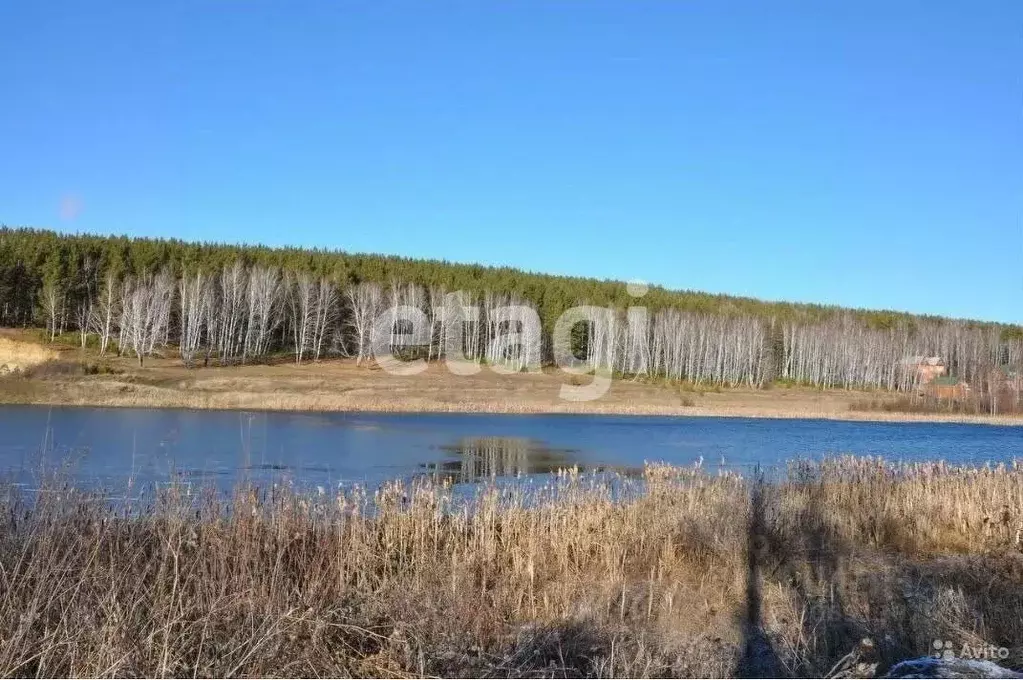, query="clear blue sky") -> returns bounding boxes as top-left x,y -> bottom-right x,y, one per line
1,2 -> 1020,323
